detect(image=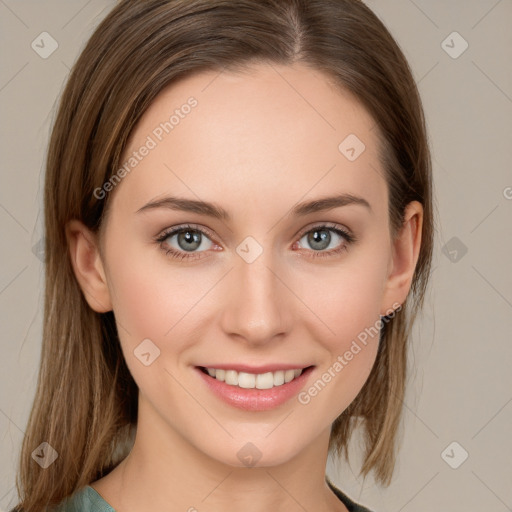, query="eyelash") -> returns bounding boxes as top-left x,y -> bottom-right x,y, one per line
155,223 -> 357,261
